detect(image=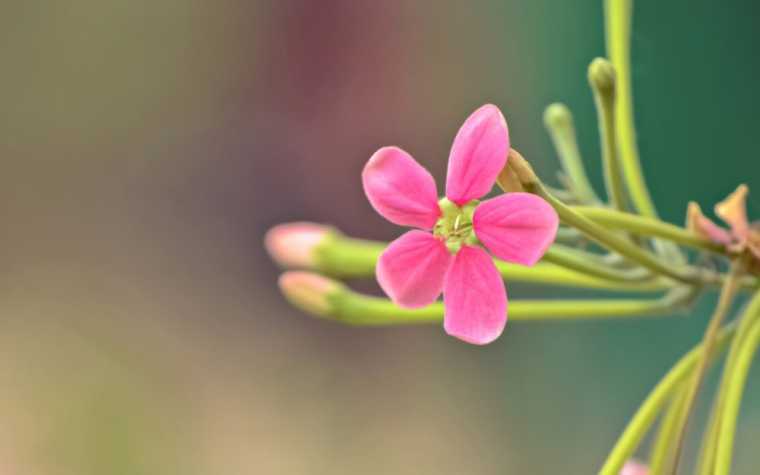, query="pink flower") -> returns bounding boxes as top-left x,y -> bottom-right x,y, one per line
688,184 -> 760,261
362,104 -> 559,344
